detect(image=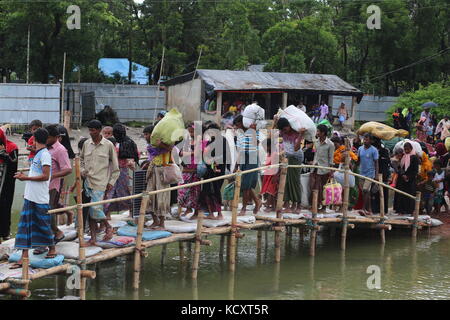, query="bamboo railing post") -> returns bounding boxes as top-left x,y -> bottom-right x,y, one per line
21,256 -> 30,300
378,174 -> 386,244
229,170 -> 242,272
133,193 -> 149,290
340,139 -> 351,251
412,192 -> 422,238
310,190 -> 319,257
274,157 -> 288,263
192,209 -> 204,279
74,157 -> 87,300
